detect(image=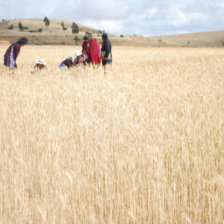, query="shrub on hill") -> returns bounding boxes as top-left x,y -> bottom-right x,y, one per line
97,30 -> 103,34
61,22 -> 67,31
44,17 -> 50,26
74,36 -> 80,45
8,24 -> 14,30
85,31 -> 92,36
